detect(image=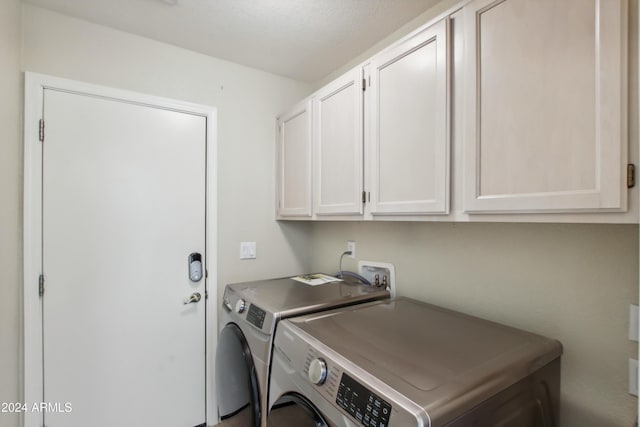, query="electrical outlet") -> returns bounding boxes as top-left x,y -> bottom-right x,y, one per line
347,241 -> 355,258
